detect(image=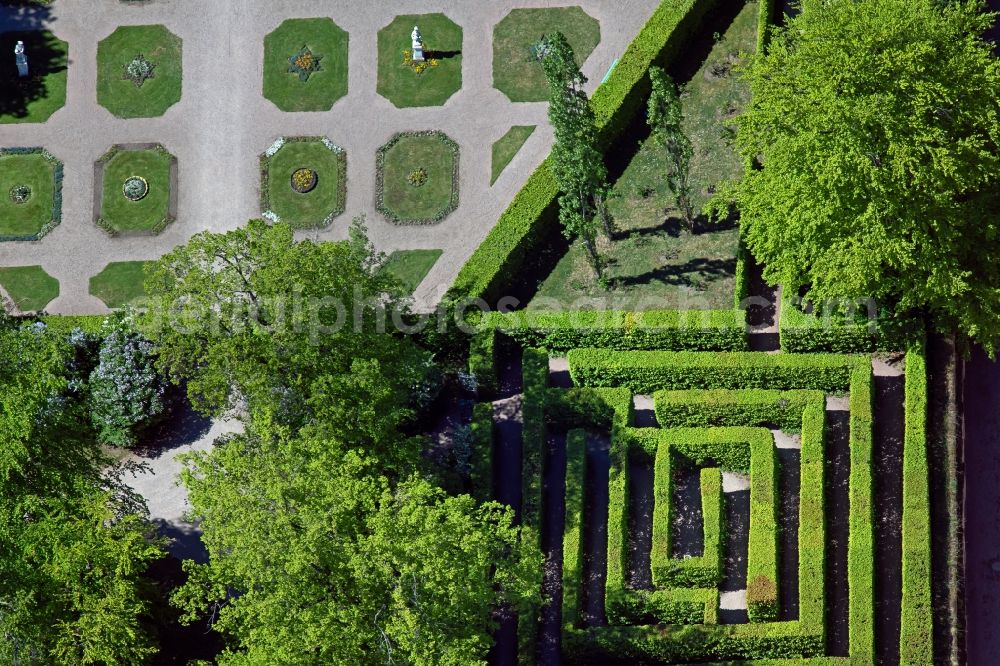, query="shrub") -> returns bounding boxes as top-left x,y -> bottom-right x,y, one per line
654,388 -> 825,431
567,349 -> 864,393
469,402 -> 493,503
562,429 -> 587,629
88,319 -> 168,448
847,364 -> 875,661
900,341 -> 933,665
